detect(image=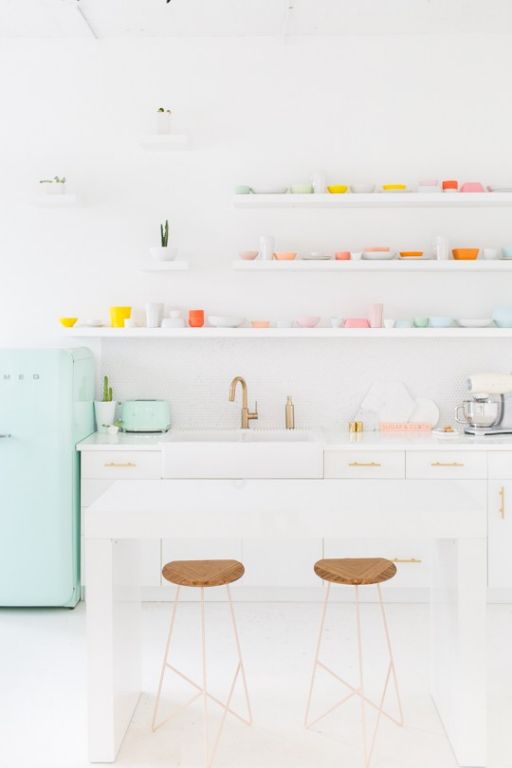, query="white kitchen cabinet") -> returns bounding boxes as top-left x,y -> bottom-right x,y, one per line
488,480 -> 512,588
324,538 -> 430,589
80,451 -> 162,587
241,539 -> 323,587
